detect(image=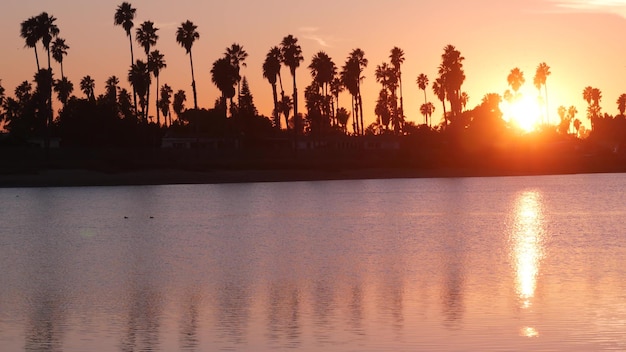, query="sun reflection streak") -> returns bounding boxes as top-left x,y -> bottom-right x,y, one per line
511,191 -> 545,336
